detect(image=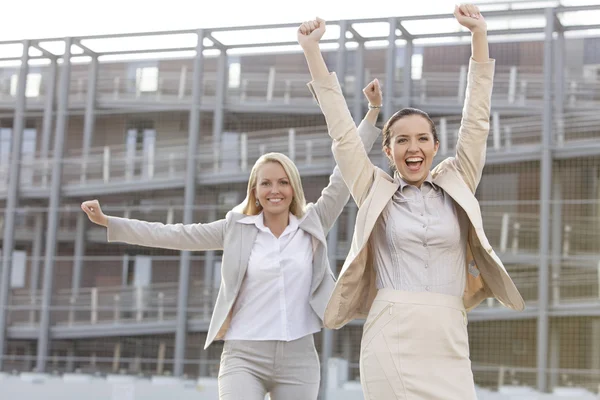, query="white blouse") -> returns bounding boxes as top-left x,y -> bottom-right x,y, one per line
224,212 -> 322,341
